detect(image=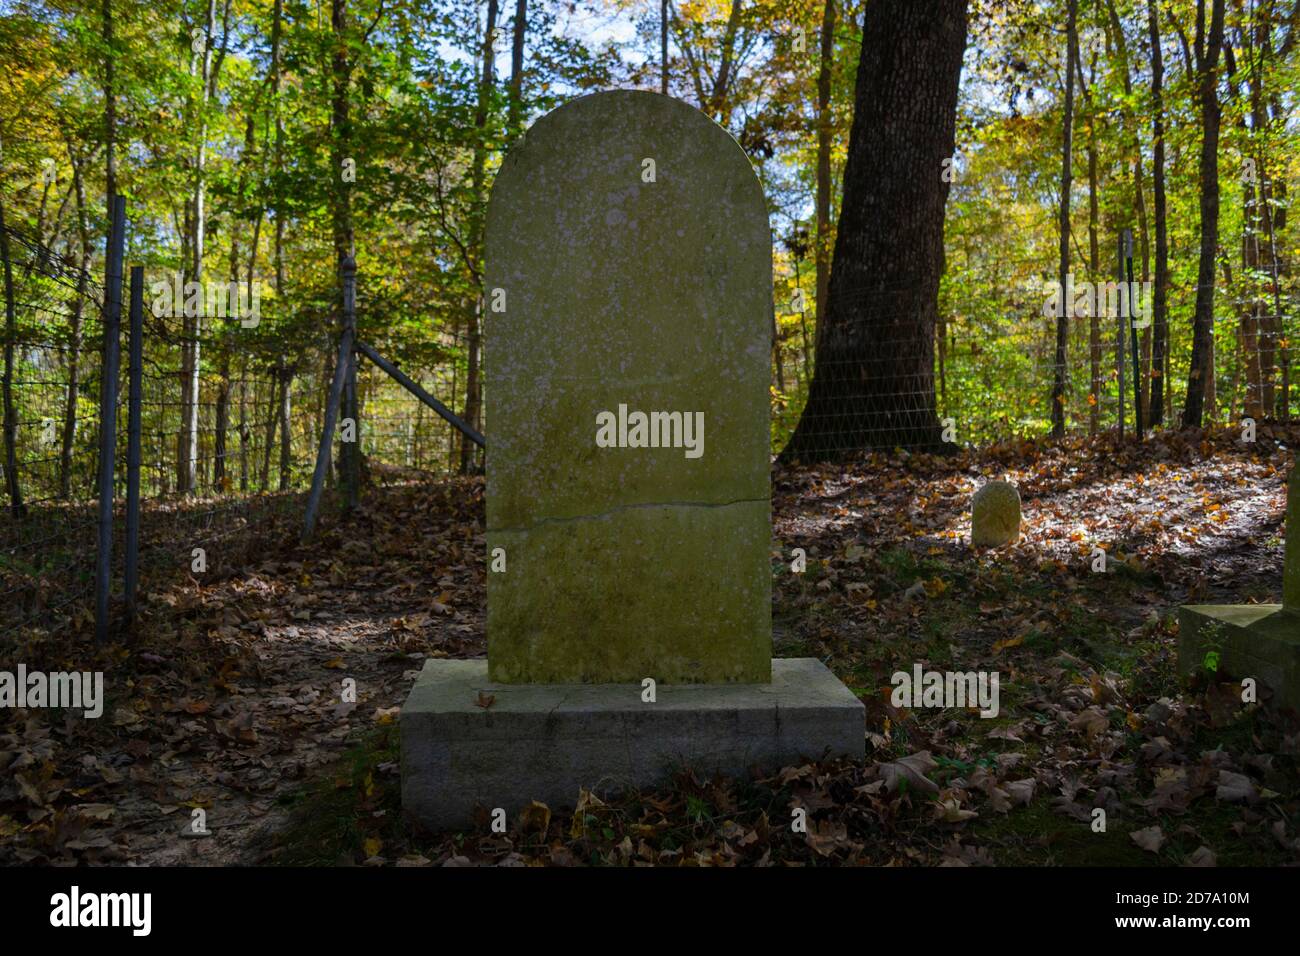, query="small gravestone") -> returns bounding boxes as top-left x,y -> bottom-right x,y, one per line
401,91 -> 863,830
1177,463 -> 1300,708
971,479 -> 1022,547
